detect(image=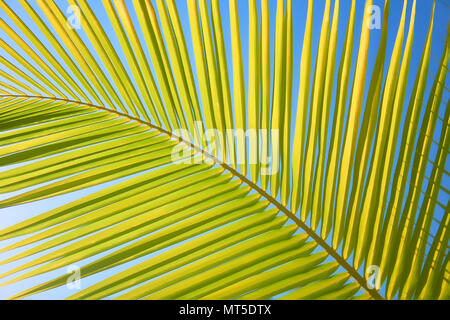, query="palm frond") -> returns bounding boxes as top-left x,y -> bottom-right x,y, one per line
0,0 -> 448,300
